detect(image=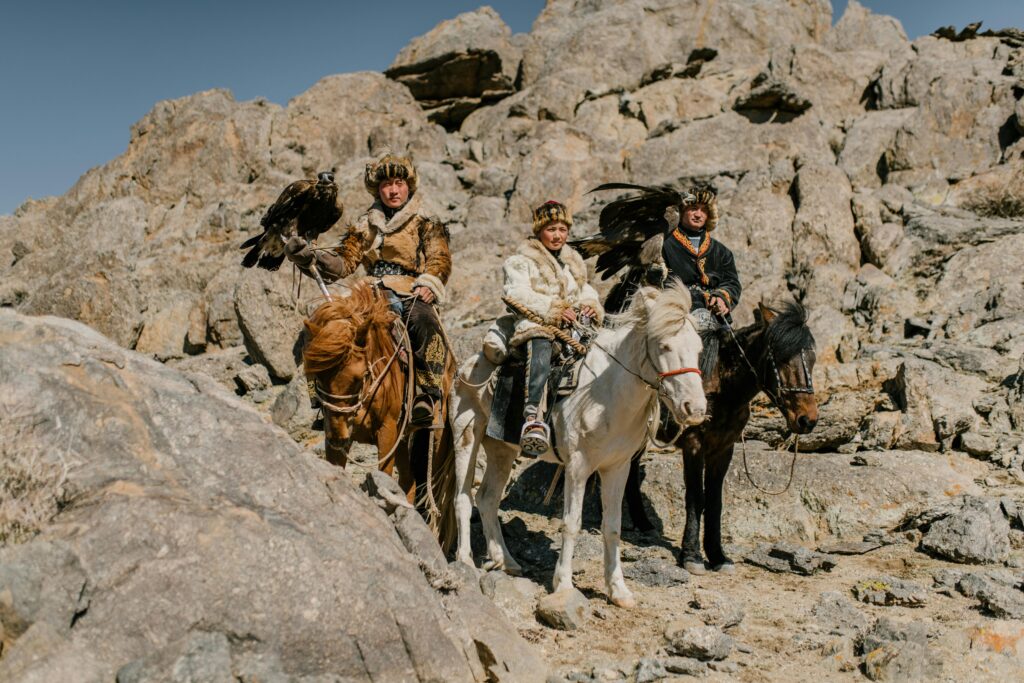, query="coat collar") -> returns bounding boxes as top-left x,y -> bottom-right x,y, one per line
367,191 -> 424,235
517,238 -> 588,289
